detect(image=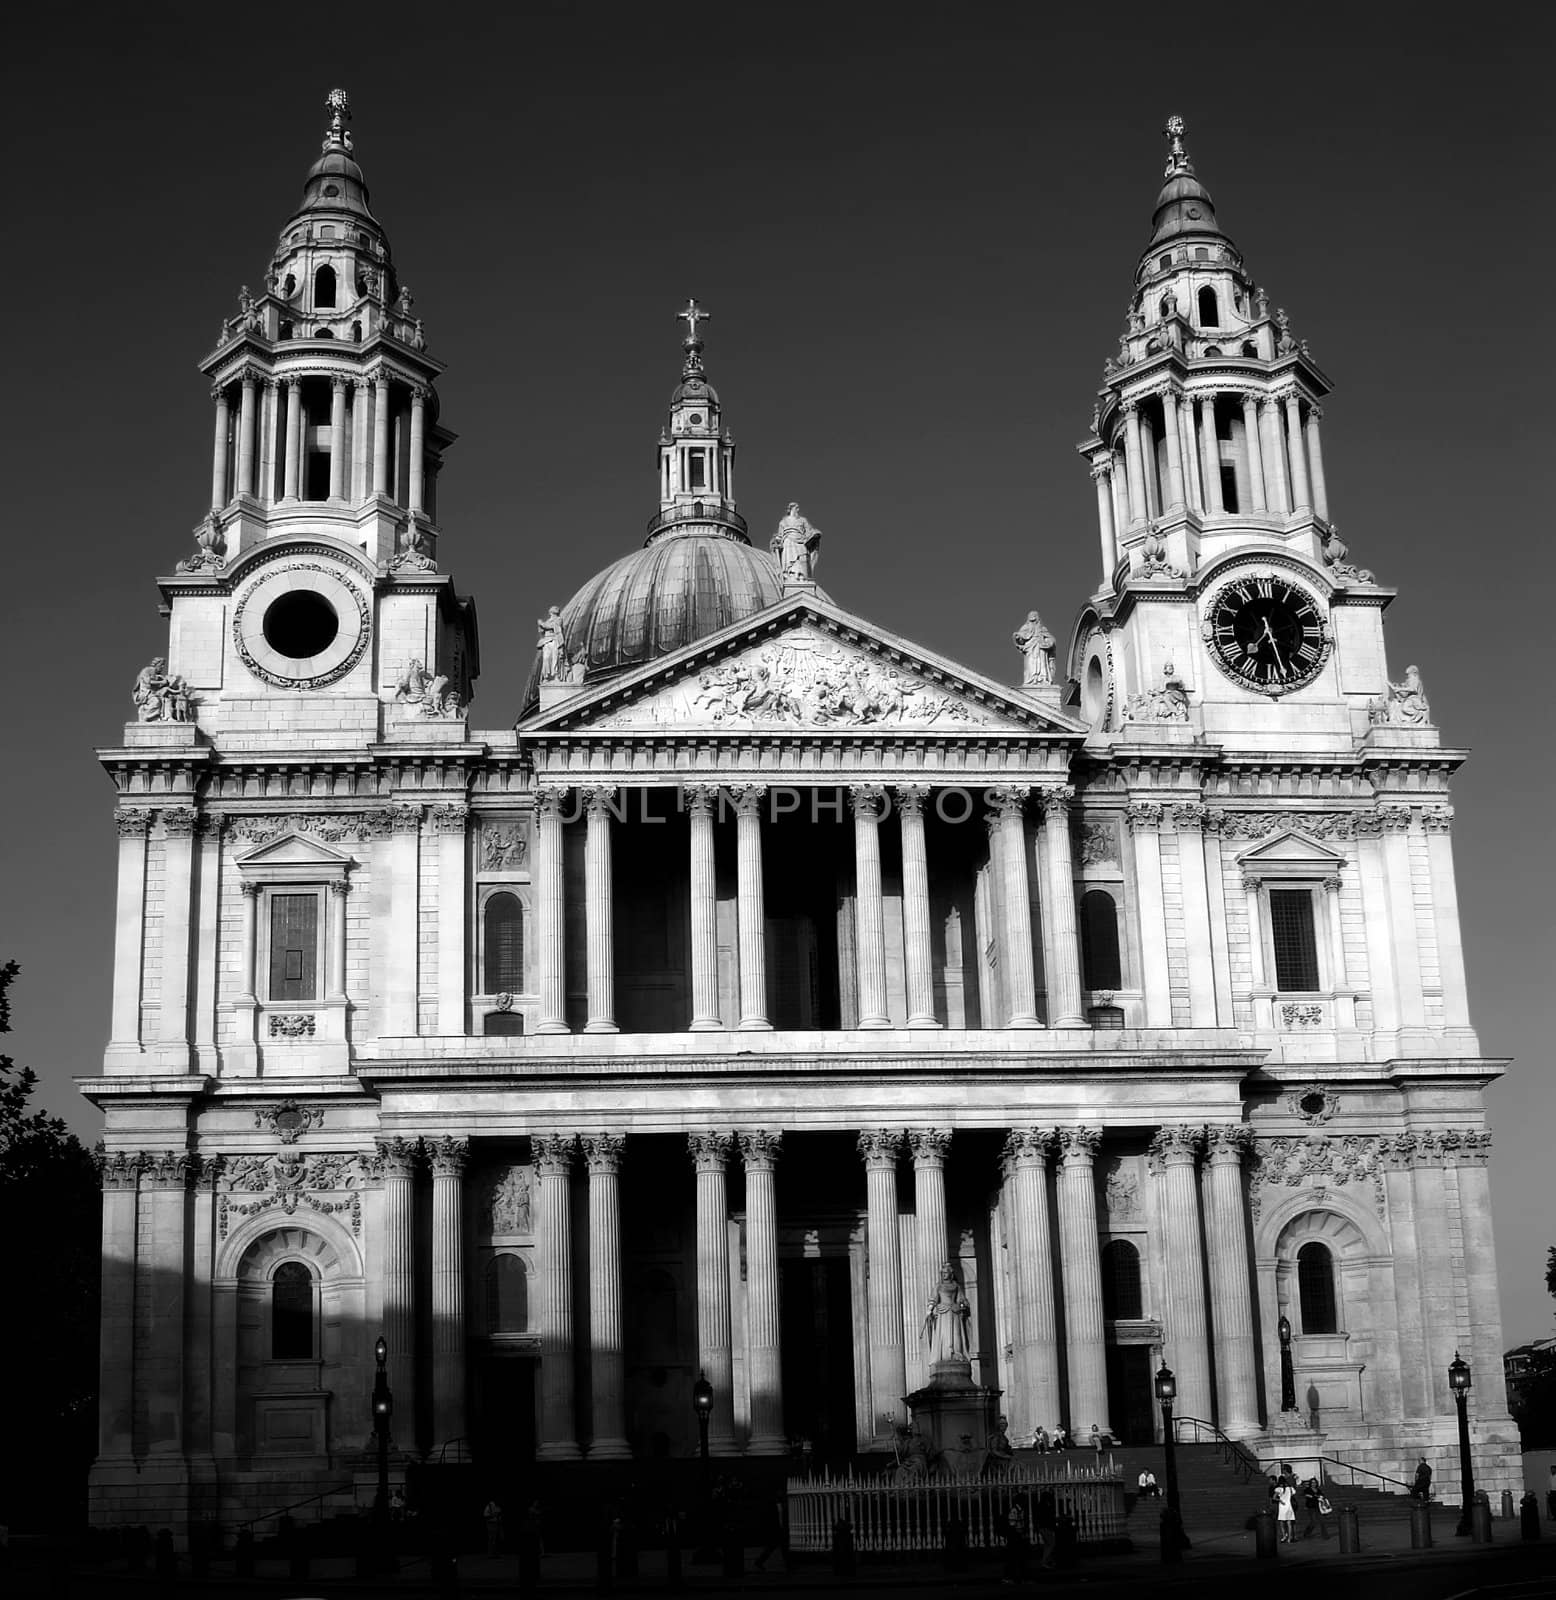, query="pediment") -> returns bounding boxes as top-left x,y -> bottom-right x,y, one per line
1237,829 -> 1347,877
235,833 -> 356,870
525,597 -> 1085,739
